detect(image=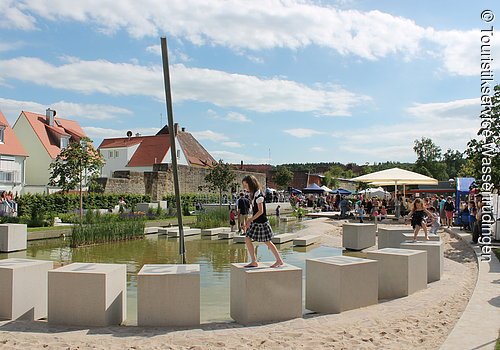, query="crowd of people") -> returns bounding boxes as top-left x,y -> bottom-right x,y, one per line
0,191 -> 18,215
